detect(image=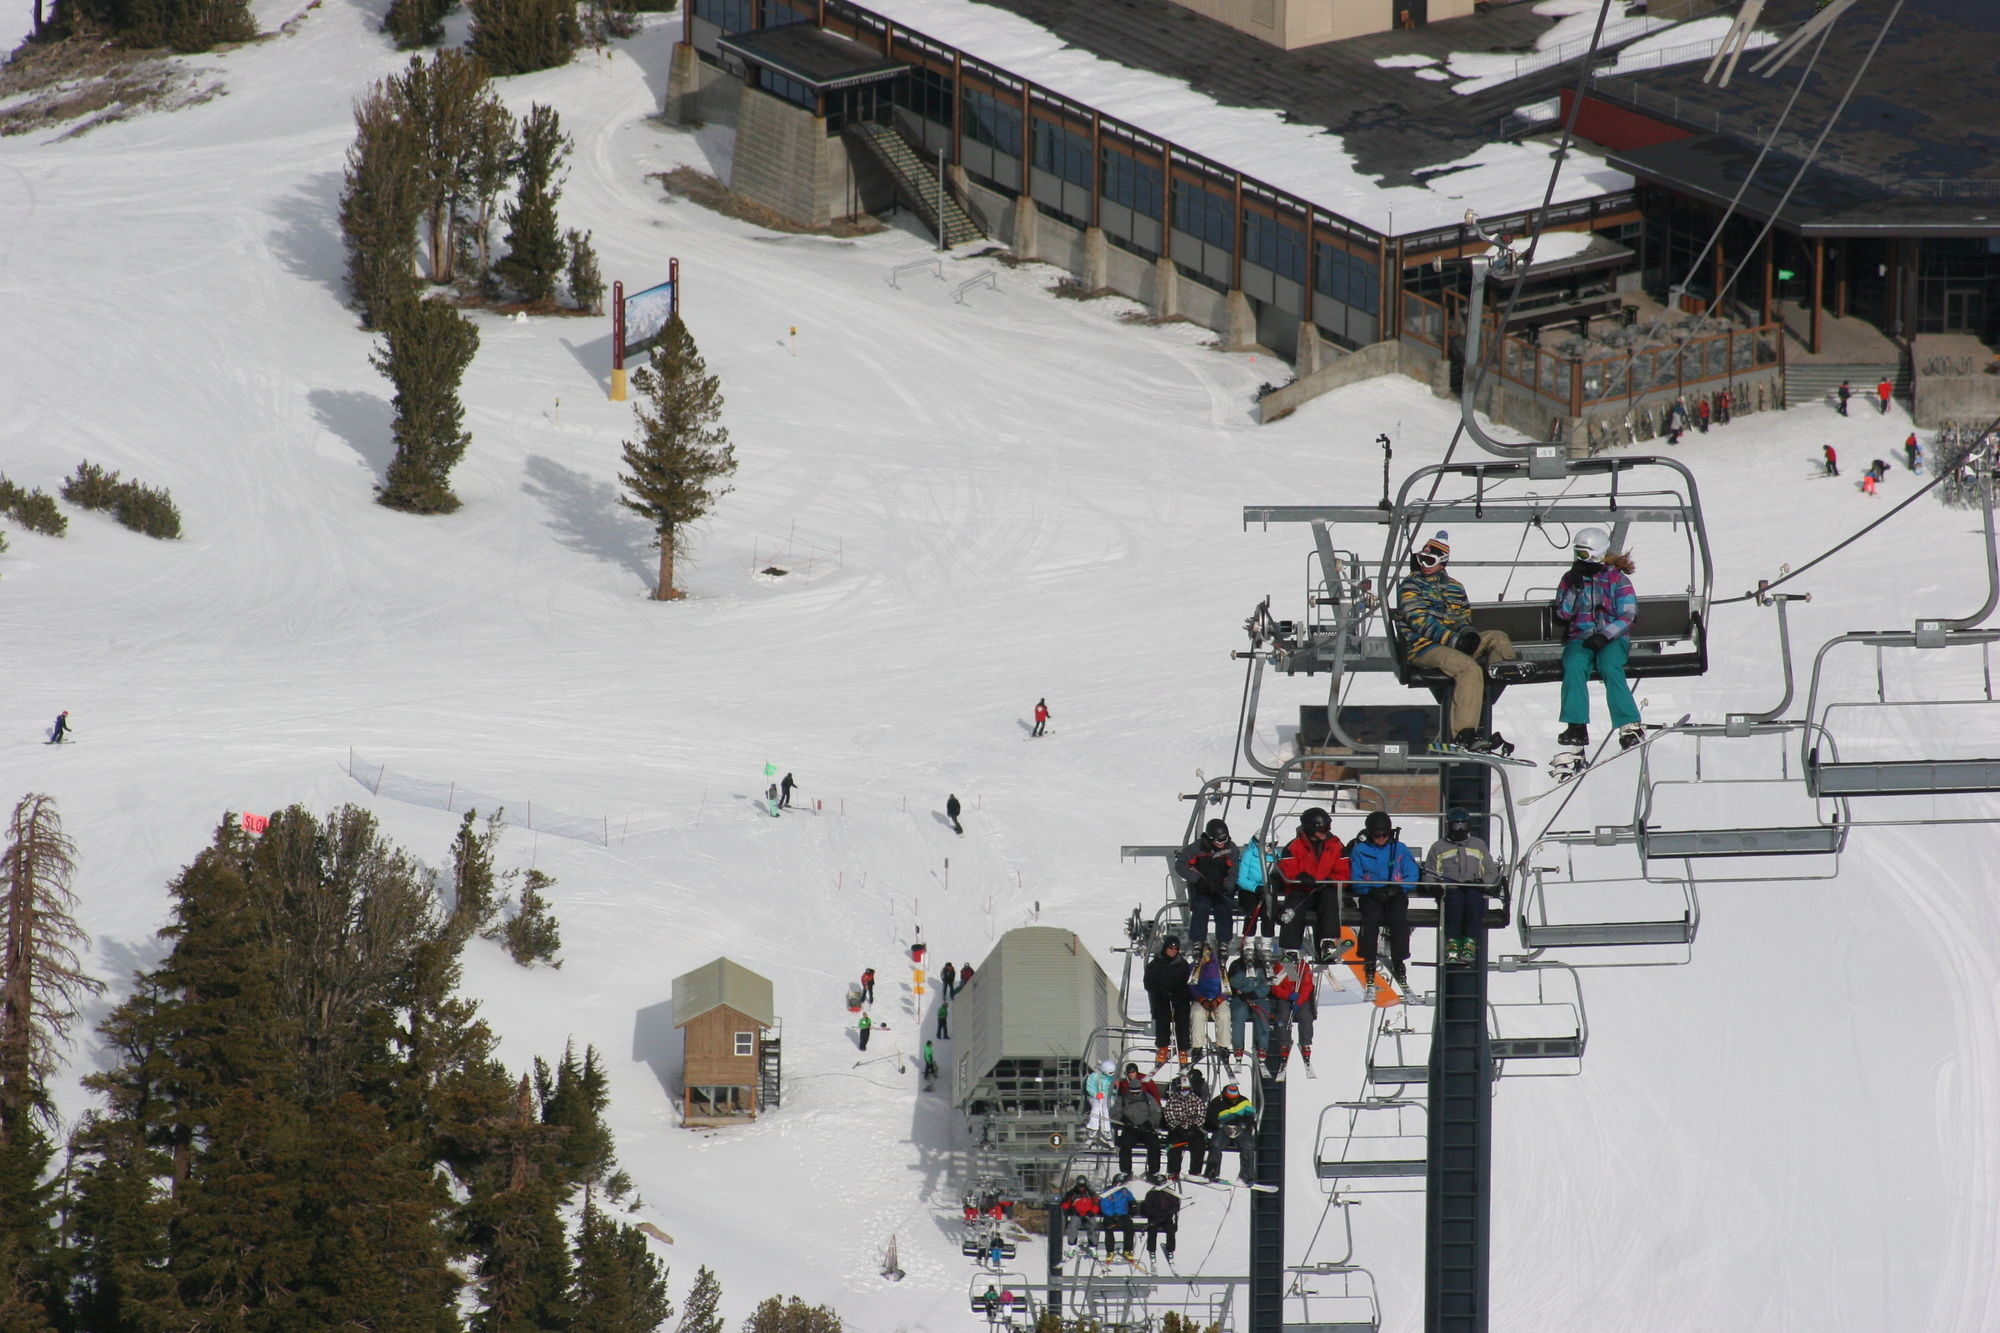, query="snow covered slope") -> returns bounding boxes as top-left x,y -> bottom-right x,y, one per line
2,4 -> 1997,1329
